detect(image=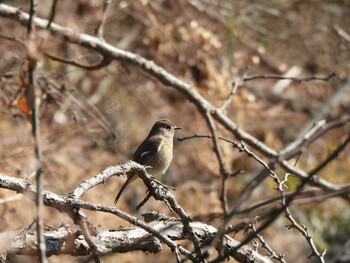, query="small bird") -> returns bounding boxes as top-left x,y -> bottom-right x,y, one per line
114,119 -> 181,204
